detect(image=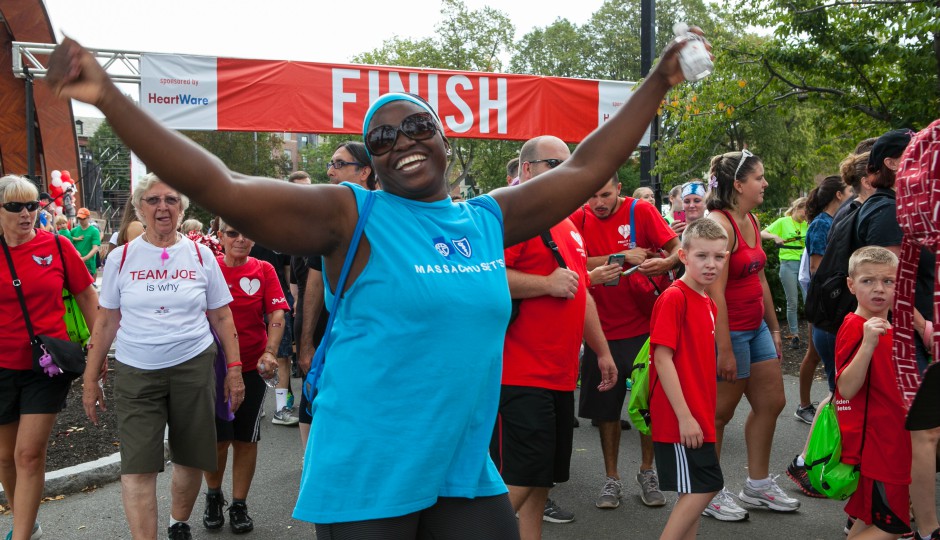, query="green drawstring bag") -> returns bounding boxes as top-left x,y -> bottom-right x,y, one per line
626,338 -> 654,436
804,402 -> 860,500
62,289 -> 90,346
